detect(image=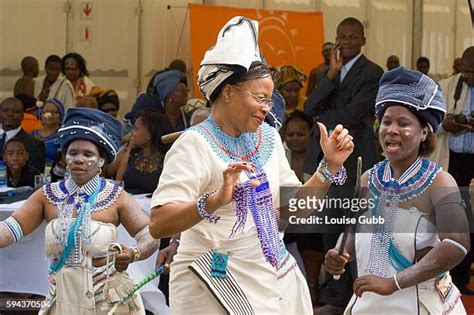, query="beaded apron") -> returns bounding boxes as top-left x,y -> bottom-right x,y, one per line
366,157 -> 441,277
191,117 -> 281,268
43,176 -> 122,269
